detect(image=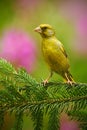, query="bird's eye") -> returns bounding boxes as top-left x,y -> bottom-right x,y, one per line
42,27 -> 47,30
44,27 -> 47,29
